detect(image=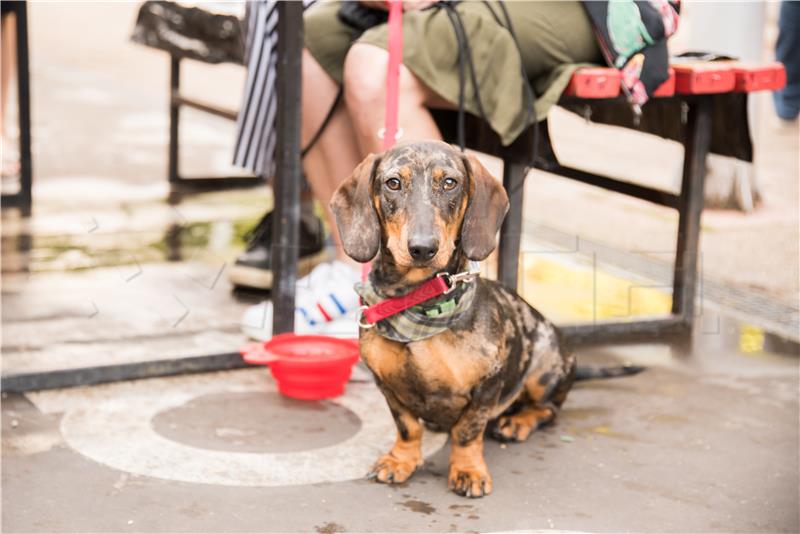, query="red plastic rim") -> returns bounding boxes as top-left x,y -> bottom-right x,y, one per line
264,334 -> 359,363
239,334 -> 360,400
